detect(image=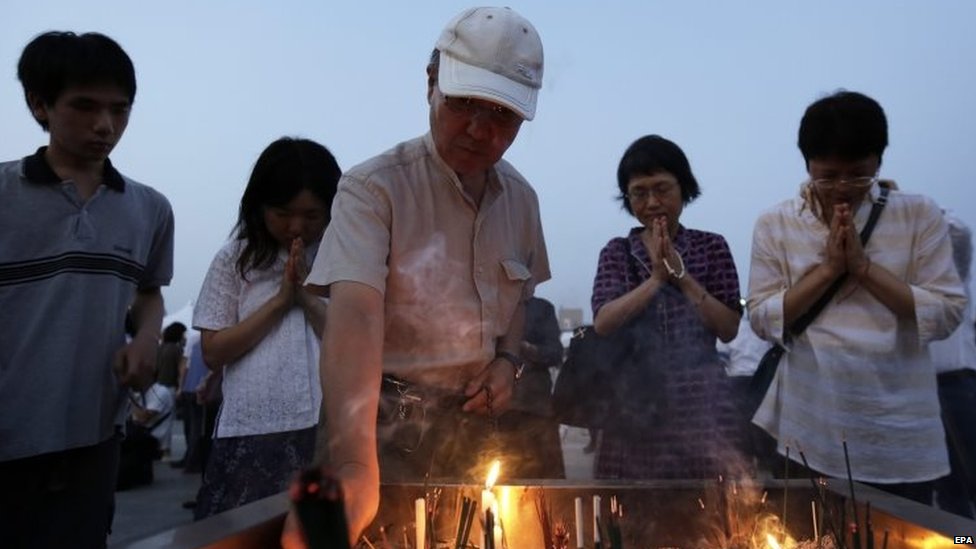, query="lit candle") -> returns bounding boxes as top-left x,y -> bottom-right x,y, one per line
593,495 -> 602,546
415,497 -> 426,549
482,460 -> 501,547
574,497 -> 584,549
